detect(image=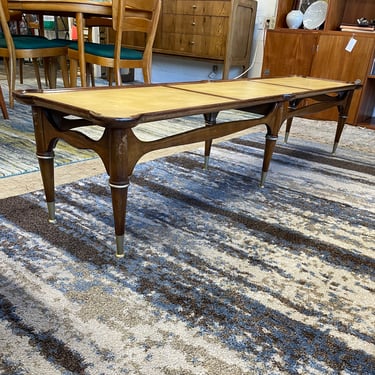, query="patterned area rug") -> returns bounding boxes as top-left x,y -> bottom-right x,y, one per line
1,127 -> 374,374
0,76 -> 96,177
